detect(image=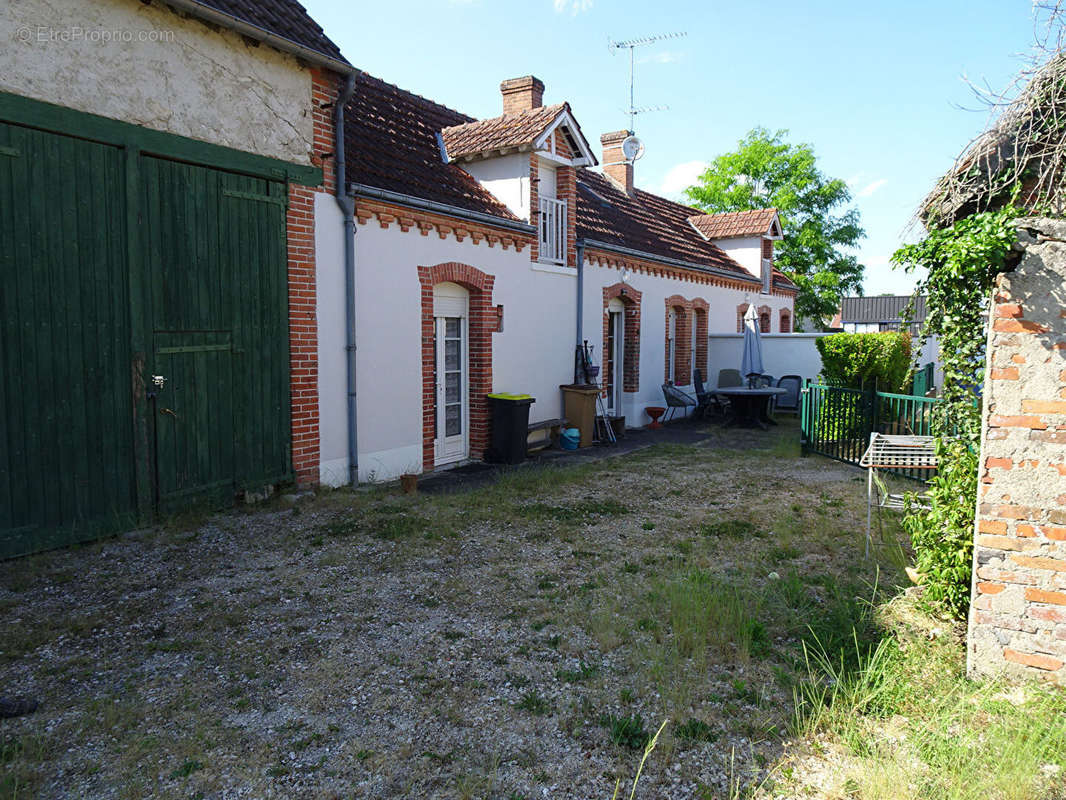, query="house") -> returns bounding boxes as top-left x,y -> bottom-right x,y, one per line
839,295 -> 927,333
314,74 -> 797,484
0,0 -> 352,556
837,295 -> 941,392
